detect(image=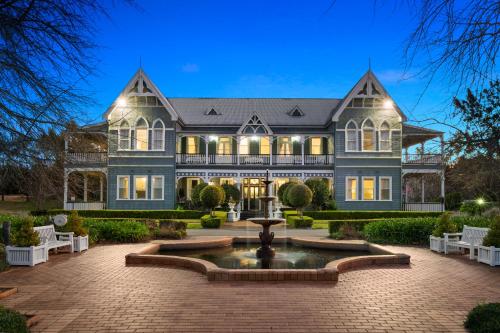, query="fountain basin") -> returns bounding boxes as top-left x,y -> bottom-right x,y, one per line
125,237 -> 410,282
247,217 -> 285,225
